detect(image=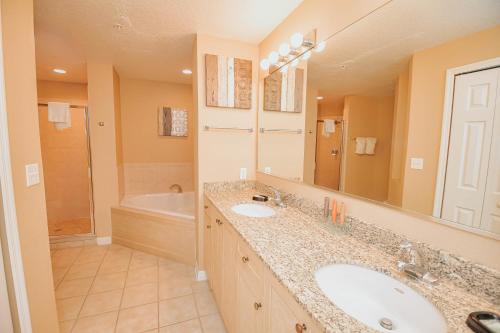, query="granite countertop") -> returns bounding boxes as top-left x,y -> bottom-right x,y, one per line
204,185 -> 499,333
